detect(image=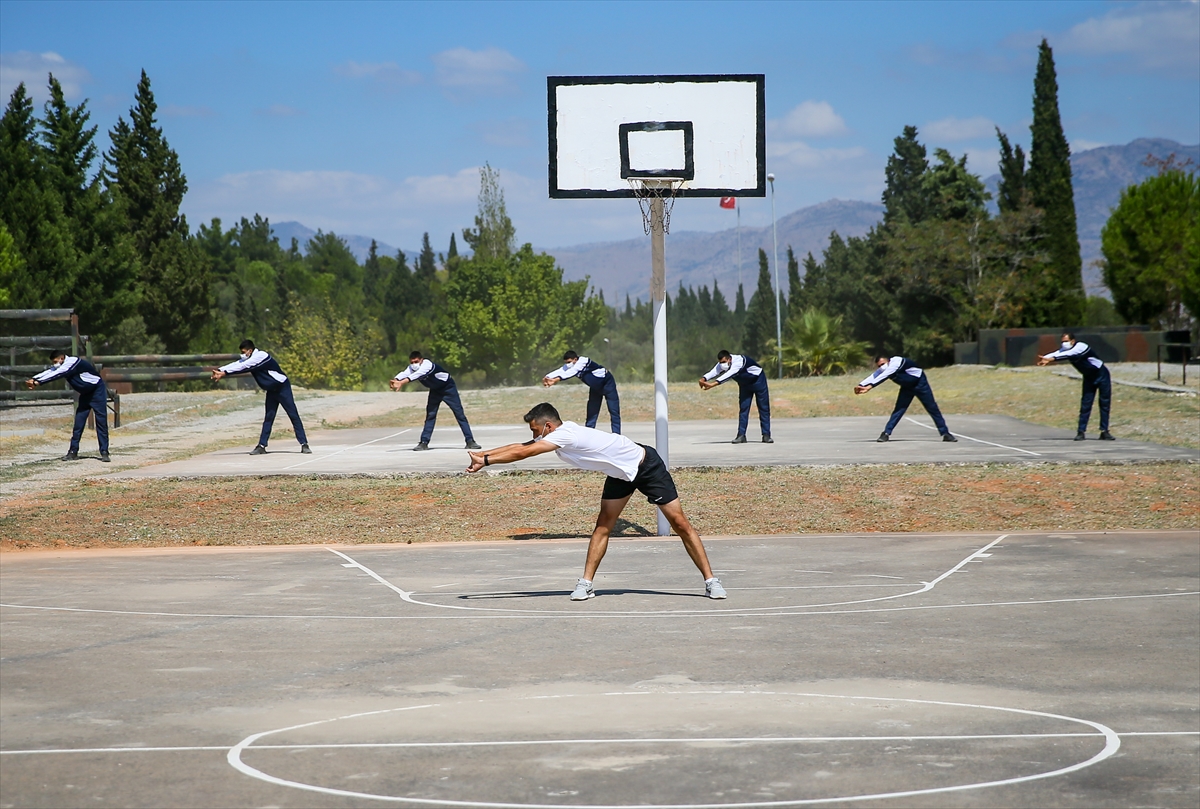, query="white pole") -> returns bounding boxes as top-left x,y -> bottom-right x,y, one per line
650,195 -> 670,537
736,202 -> 742,292
768,174 -> 782,379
